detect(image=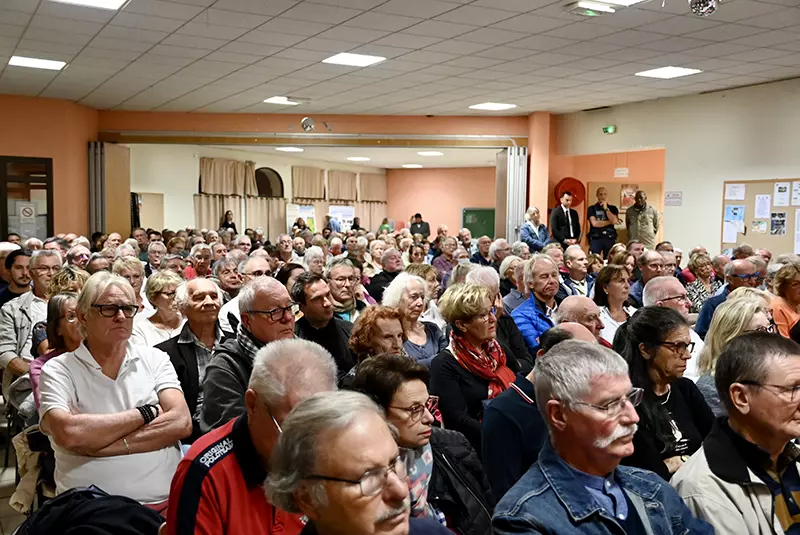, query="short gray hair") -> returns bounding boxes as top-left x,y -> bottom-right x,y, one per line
533,340 -> 628,430
465,266 -> 500,293
524,254 -> 558,286
31,249 -> 63,268
498,255 -> 521,280
642,276 -> 681,307
381,248 -> 401,266
238,276 -> 287,315
325,257 -> 354,278
115,243 -> 136,258
144,269 -> 182,304
489,239 -> 508,261
265,391 -> 385,513
175,278 -> 223,311
564,244 -> 582,261
213,257 -> 238,277
190,243 -> 212,258
148,241 -> 167,254
248,339 -> 338,409
511,241 -> 529,258
304,246 -> 324,264
382,272 -> 427,307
